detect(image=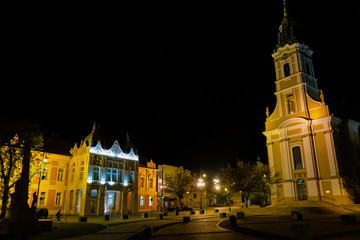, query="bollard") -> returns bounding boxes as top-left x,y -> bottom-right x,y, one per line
296,212 -> 303,221
219,212 -> 227,218
199,209 -> 205,214
142,213 -> 148,218
290,224 -> 313,240
144,225 -> 153,238
229,215 -> 237,226
183,216 -> 190,223
78,217 -> 87,222
104,215 -> 110,221
175,211 -> 179,216
163,212 -> 168,217
341,215 -> 356,224
237,212 -> 245,219
190,211 -> 196,215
